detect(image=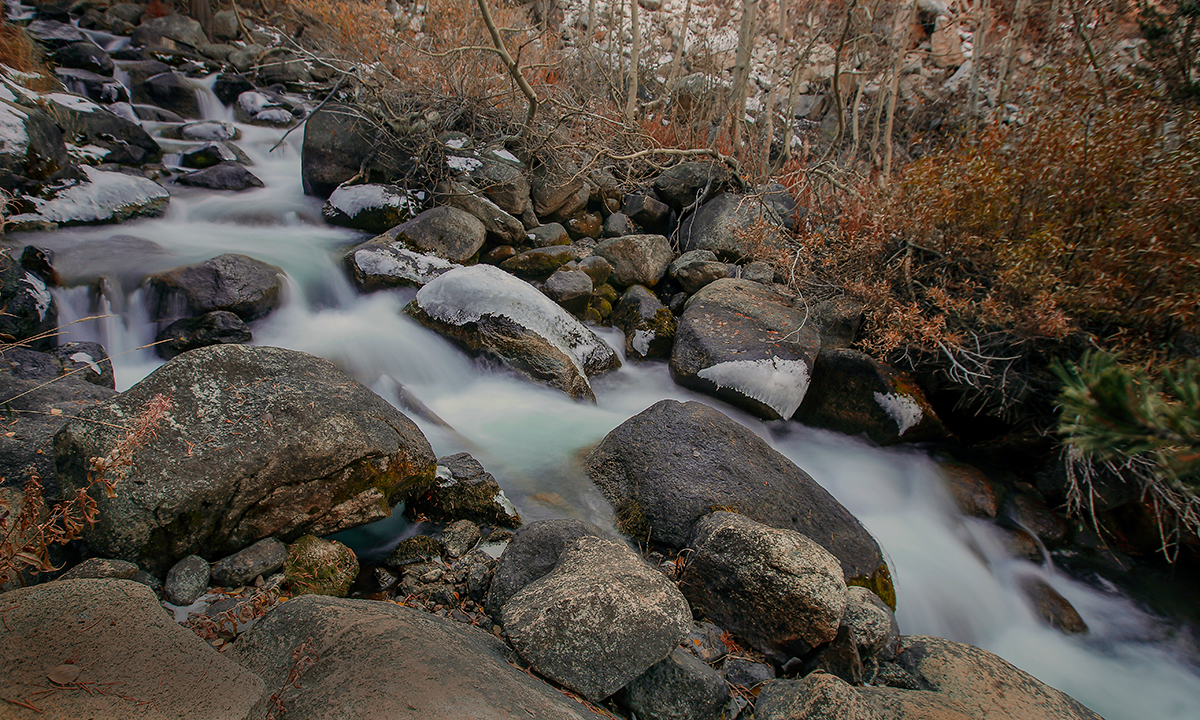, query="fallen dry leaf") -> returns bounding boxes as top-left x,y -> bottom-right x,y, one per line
47,664 -> 81,685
